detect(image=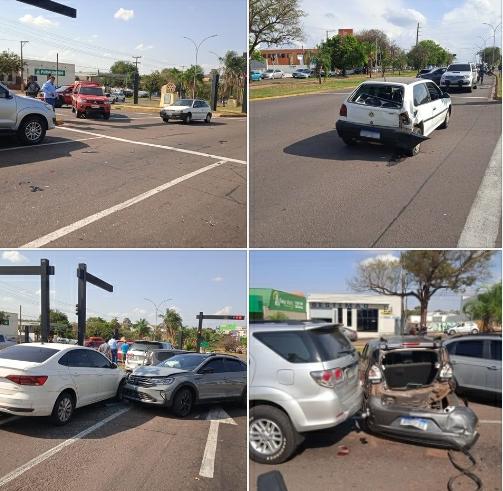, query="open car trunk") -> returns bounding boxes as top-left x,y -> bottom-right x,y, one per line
382,350 -> 439,390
